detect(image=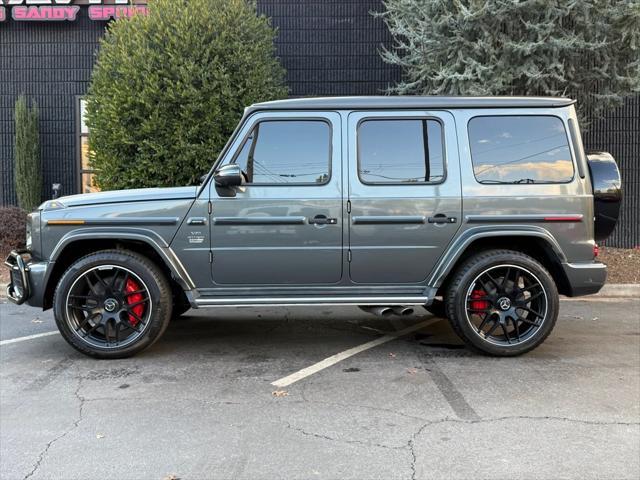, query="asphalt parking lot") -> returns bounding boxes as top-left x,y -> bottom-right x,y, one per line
1,297 -> 639,480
